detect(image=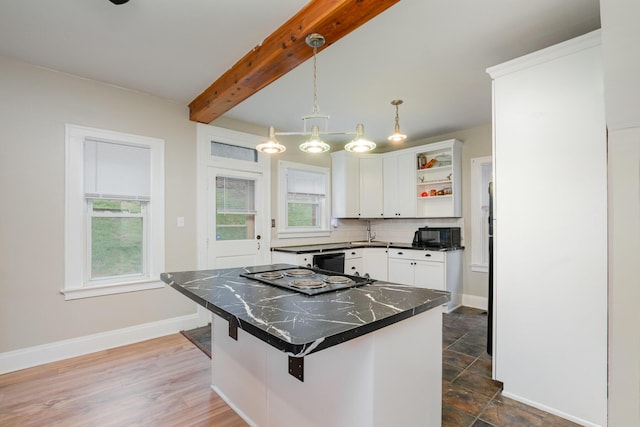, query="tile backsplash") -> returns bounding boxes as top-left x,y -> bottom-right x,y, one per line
270,217 -> 464,248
